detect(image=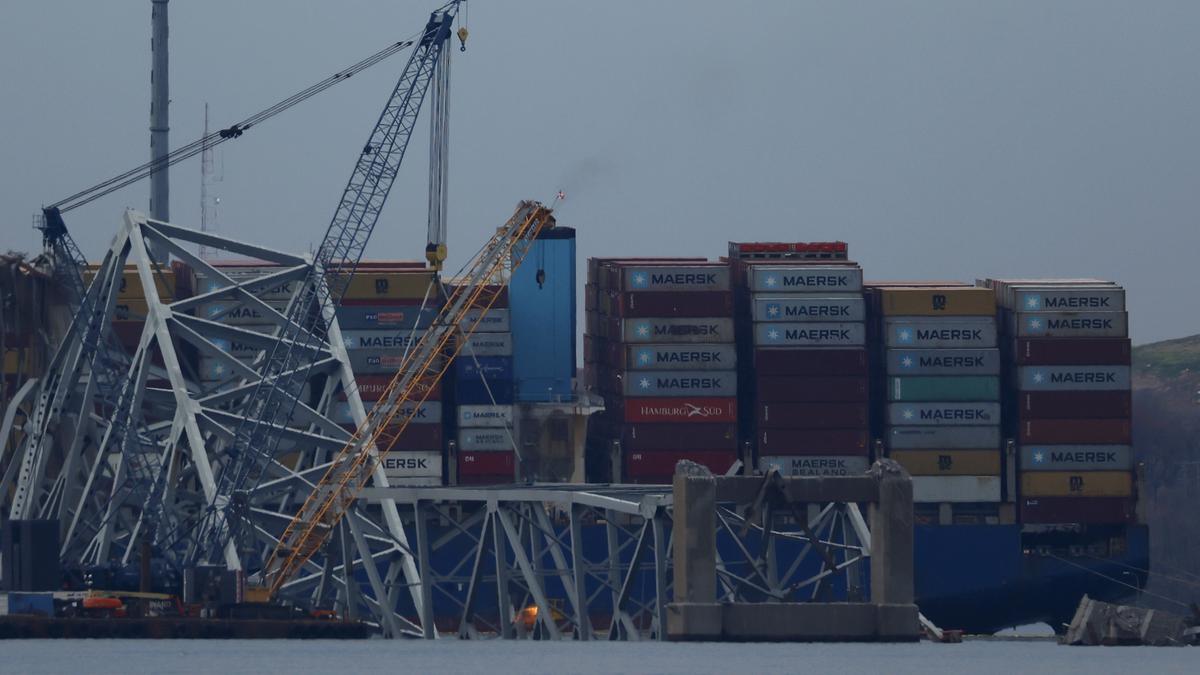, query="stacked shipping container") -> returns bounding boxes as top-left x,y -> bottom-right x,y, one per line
867,284 -> 1004,510
335,263 -> 443,485
985,278 -> 1135,524
584,259 -> 738,482
453,290 -> 518,485
732,250 -> 870,477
